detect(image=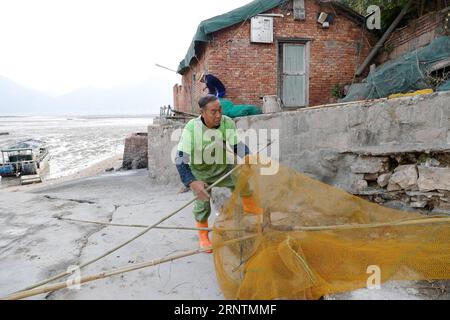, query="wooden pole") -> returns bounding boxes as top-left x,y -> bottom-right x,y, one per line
356,0 -> 414,76
269,216 -> 450,232
2,248 -> 209,300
